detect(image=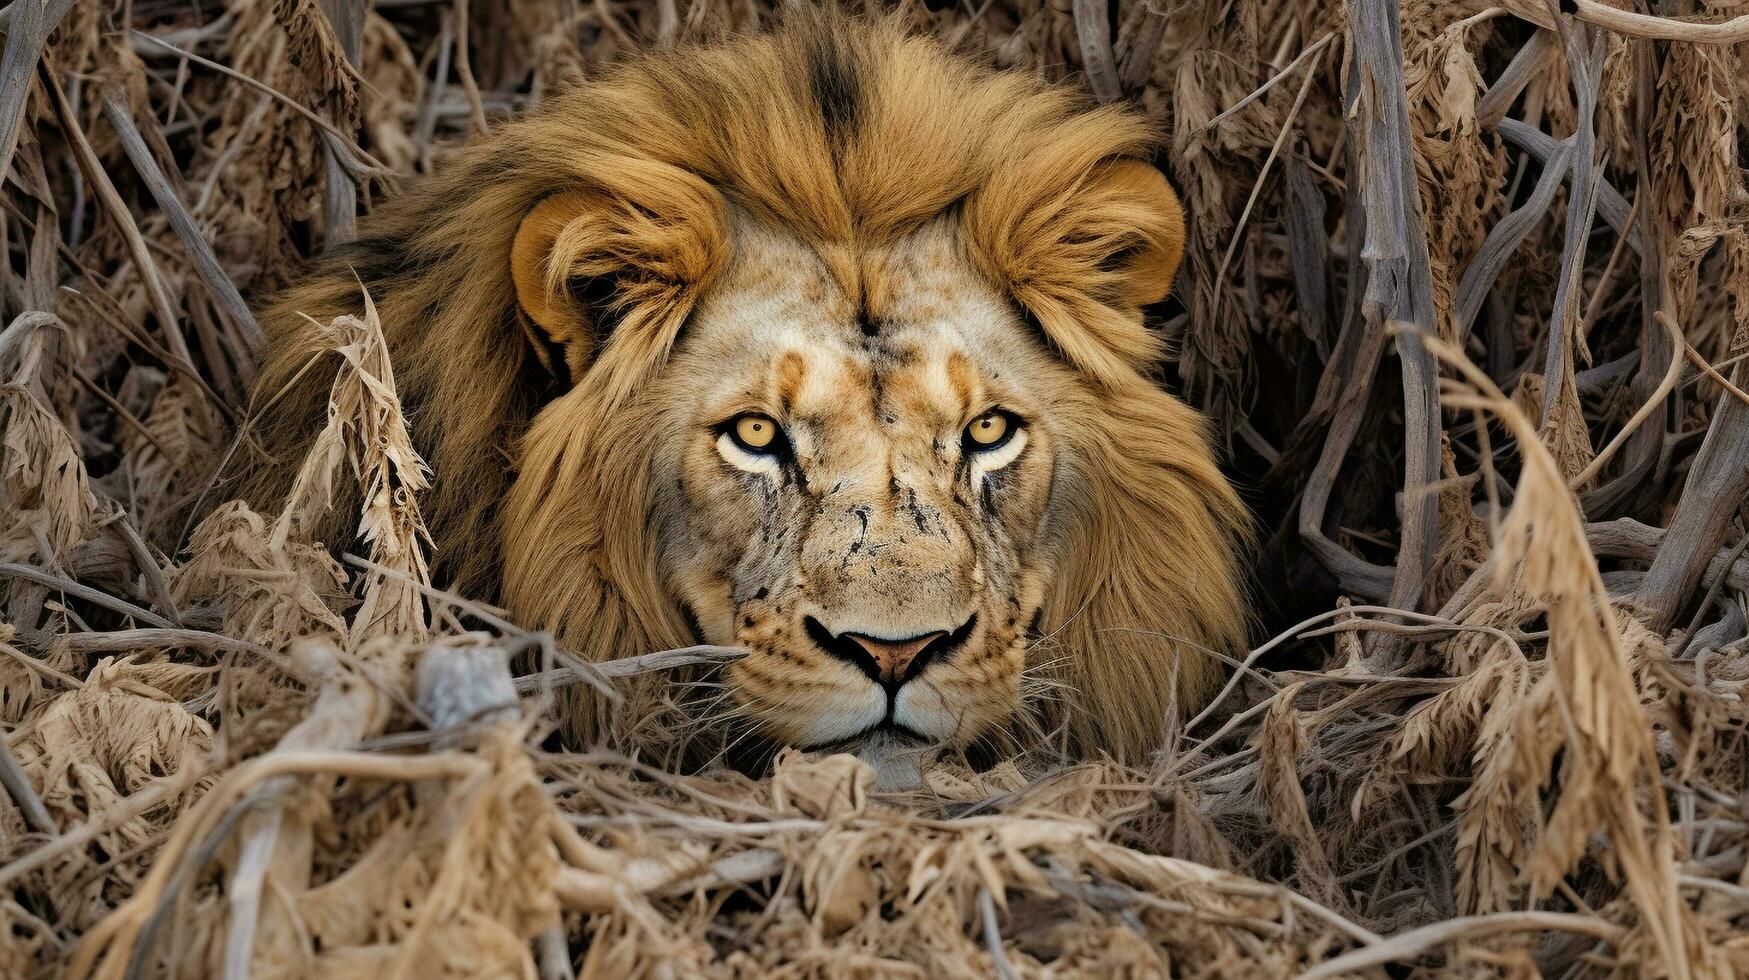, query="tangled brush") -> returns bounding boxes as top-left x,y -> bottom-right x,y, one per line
3,0 -> 1749,976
